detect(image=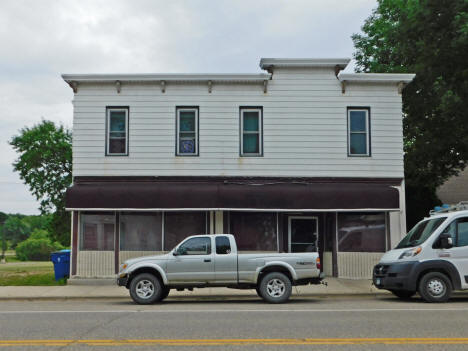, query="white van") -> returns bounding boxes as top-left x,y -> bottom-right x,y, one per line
373,202 -> 468,302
